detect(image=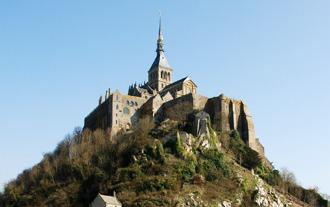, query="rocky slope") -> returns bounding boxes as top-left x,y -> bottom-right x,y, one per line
0,115 -> 327,207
